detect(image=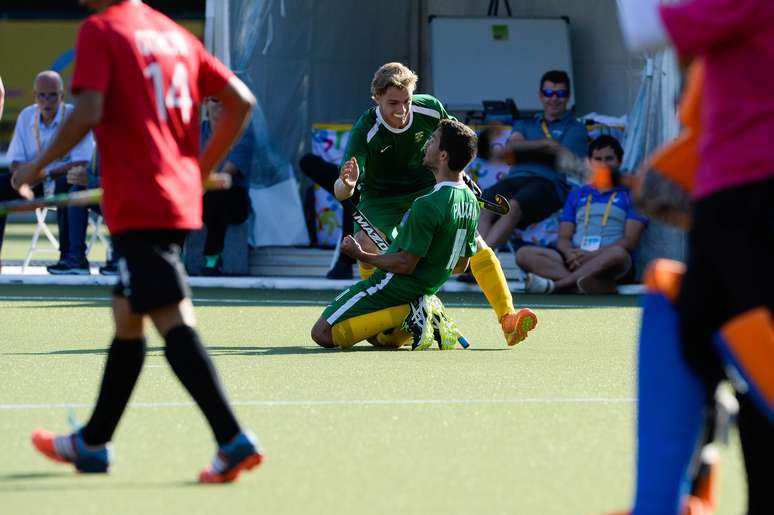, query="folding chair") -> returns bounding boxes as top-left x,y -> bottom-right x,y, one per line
86,211 -> 110,257
22,207 -> 59,272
